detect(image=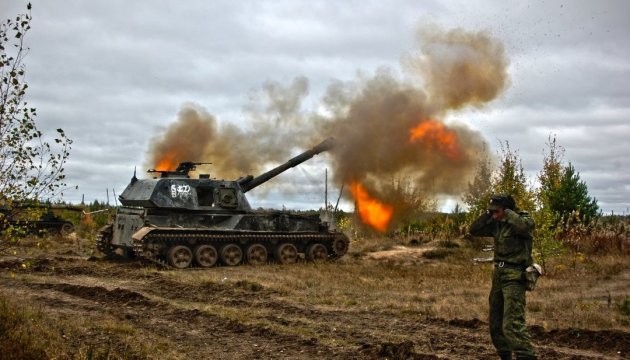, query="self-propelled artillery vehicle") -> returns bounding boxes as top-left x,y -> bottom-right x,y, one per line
96,138 -> 349,268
